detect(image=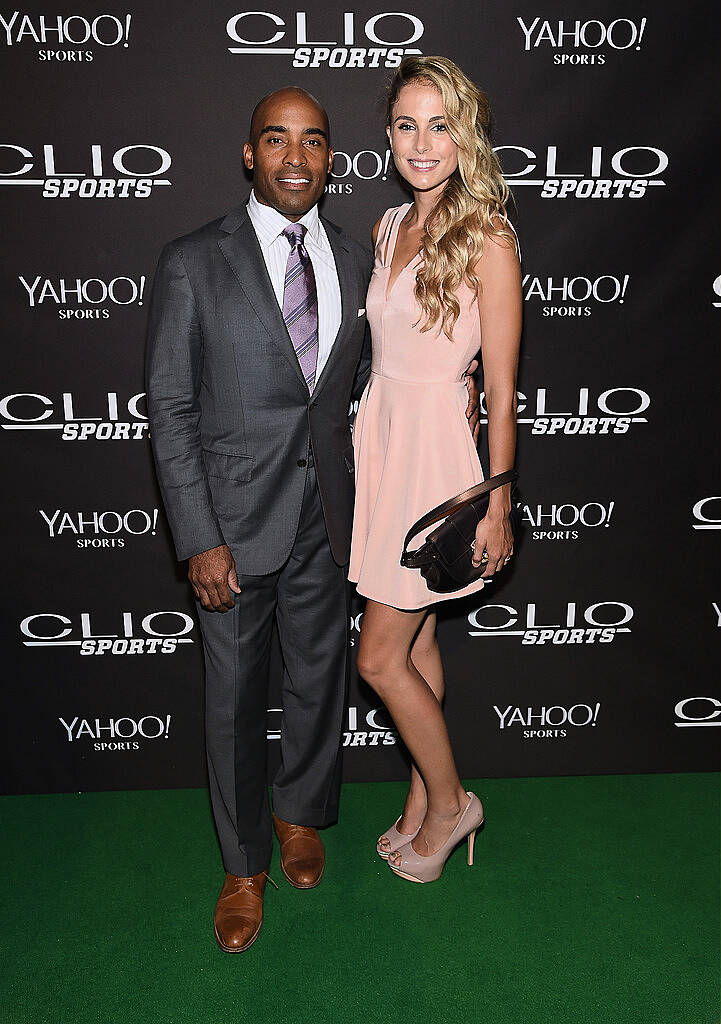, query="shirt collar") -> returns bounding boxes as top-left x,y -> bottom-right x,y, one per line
247,189 -> 323,249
